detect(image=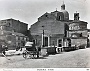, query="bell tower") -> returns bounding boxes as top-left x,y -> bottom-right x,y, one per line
61,1 -> 65,10
74,11 -> 80,20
